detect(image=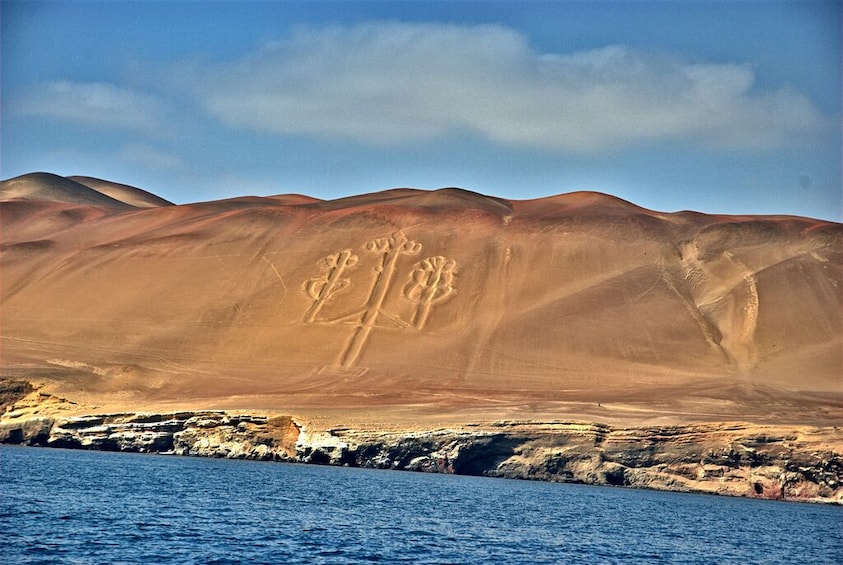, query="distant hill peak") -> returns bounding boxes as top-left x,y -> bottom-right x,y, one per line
68,176 -> 174,208
0,172 -> 132,208
2,172 -> 836,225
0,172 -> 174,209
